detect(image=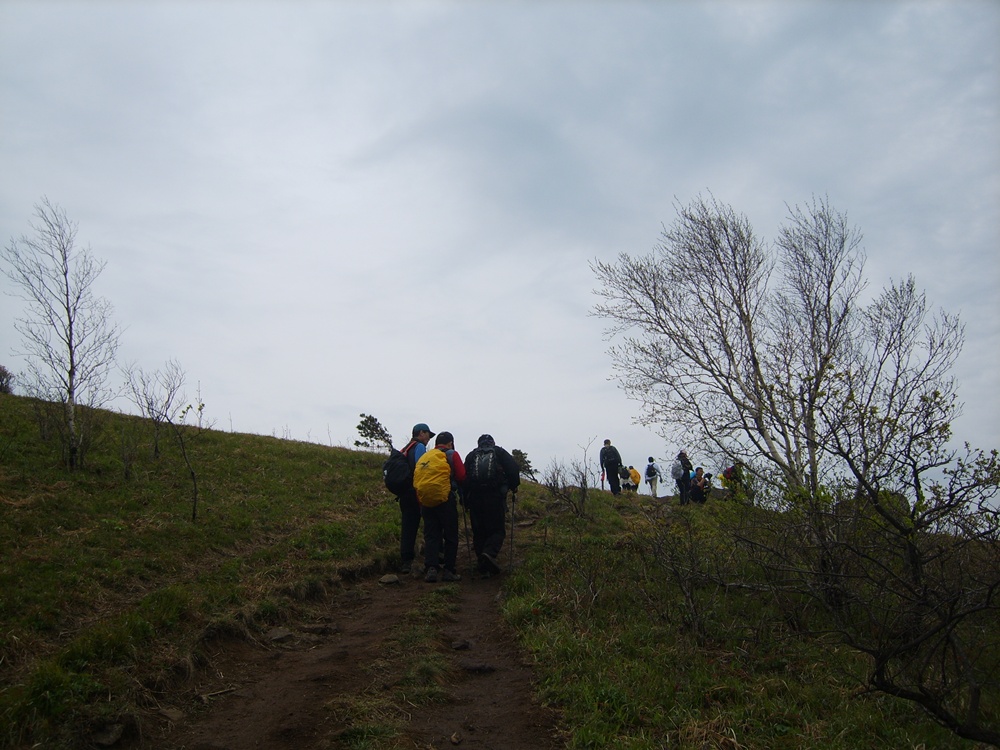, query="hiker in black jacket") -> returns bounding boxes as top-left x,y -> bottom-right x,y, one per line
463,434 -> 520,576
396,423 -> 434,574
600,439 -> 623,495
